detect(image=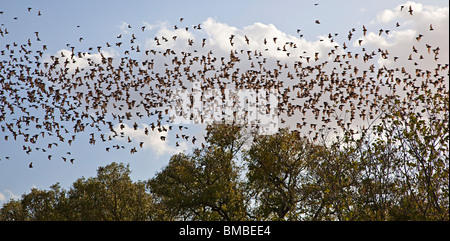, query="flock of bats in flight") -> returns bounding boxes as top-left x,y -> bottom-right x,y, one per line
0,4 -> 448,168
